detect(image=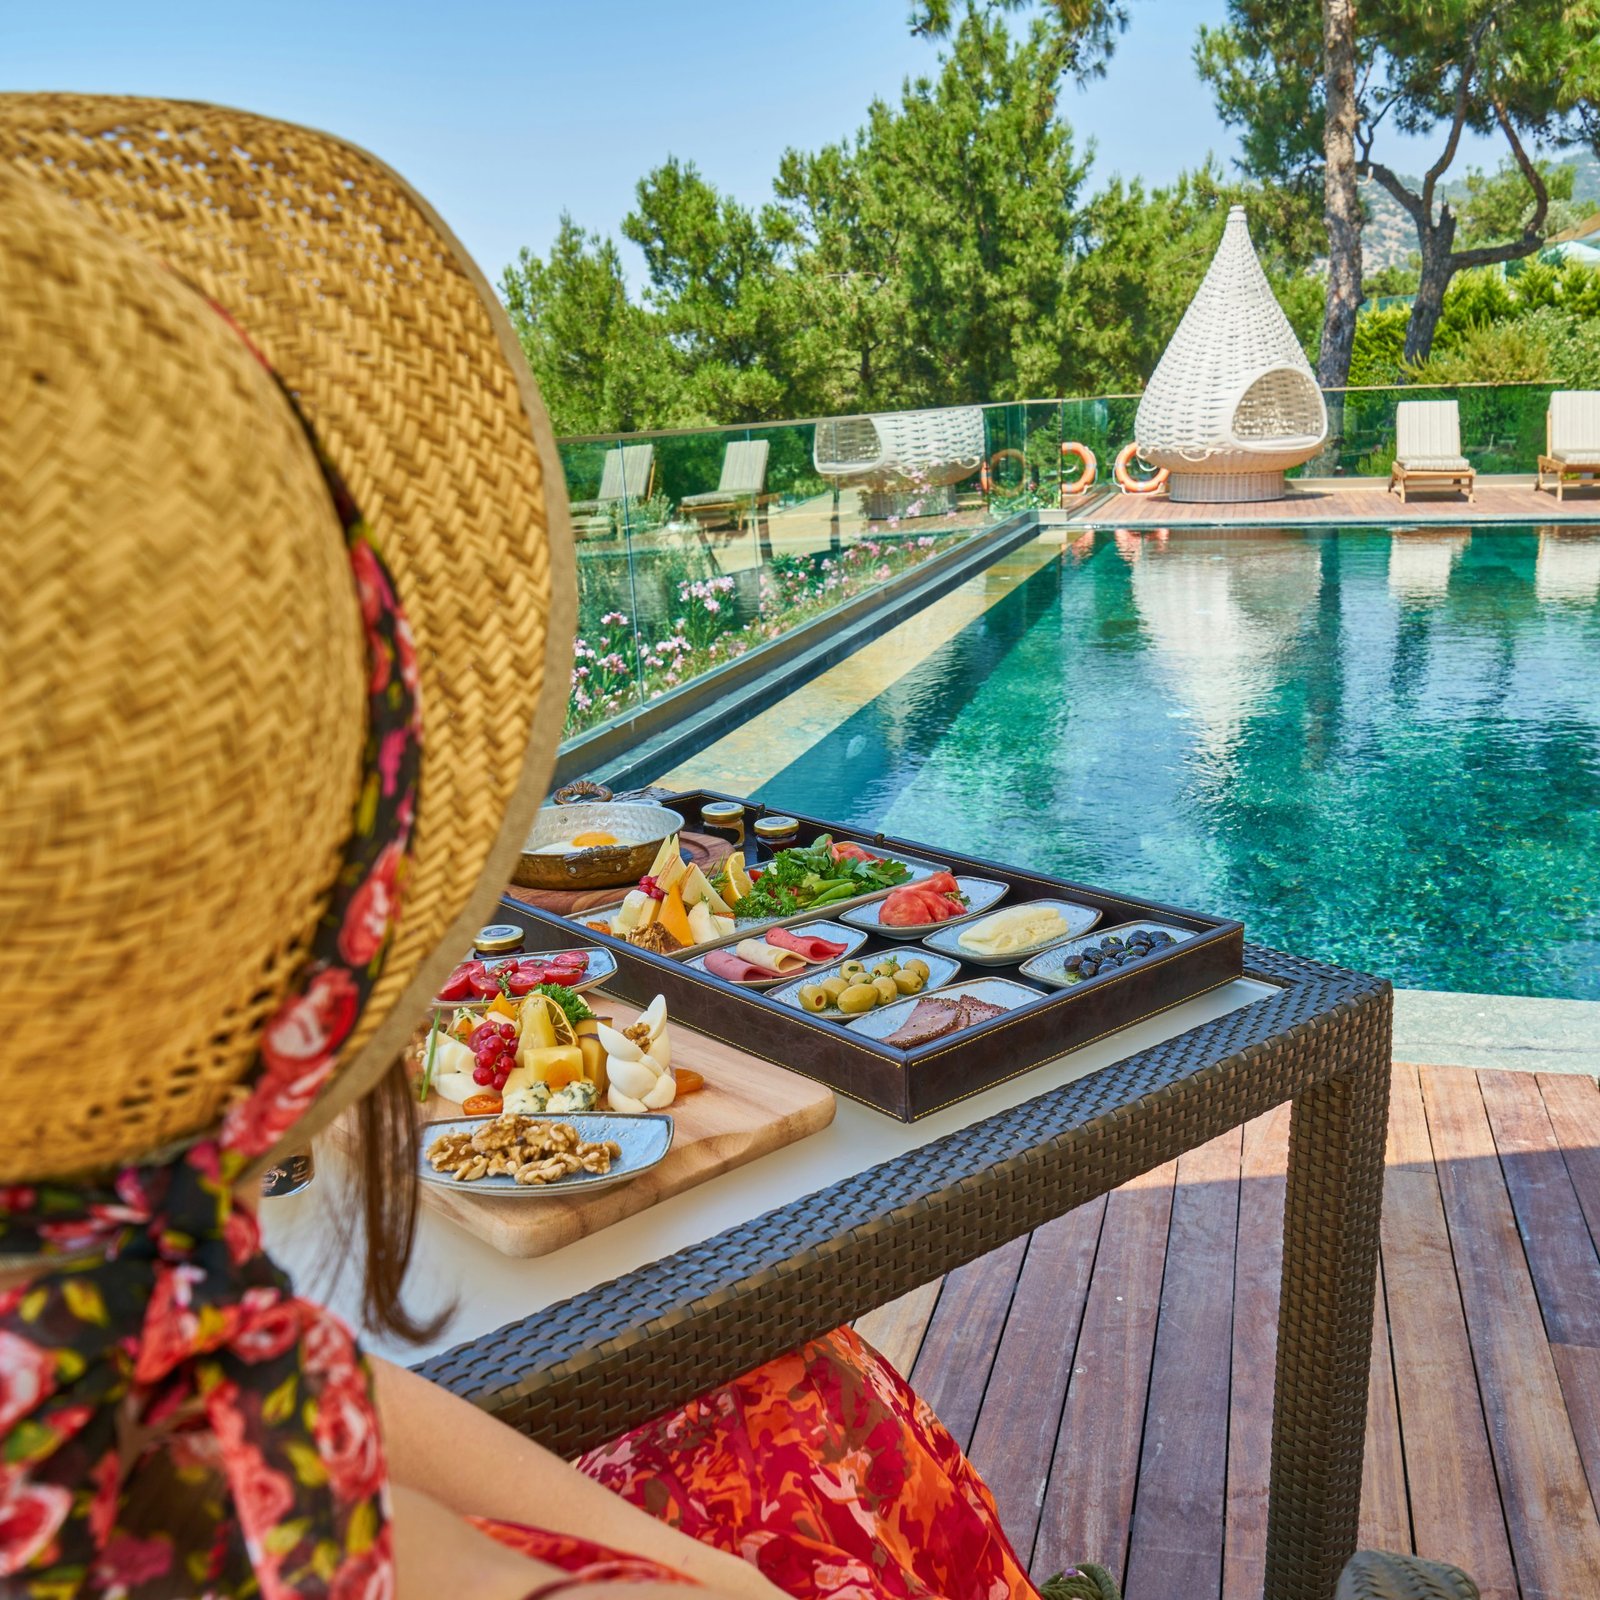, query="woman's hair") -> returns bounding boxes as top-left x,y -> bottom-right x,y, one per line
350,1054 -> 451,1342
